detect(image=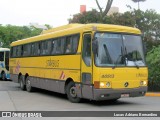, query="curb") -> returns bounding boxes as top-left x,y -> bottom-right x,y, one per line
145,92 -> 160,97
